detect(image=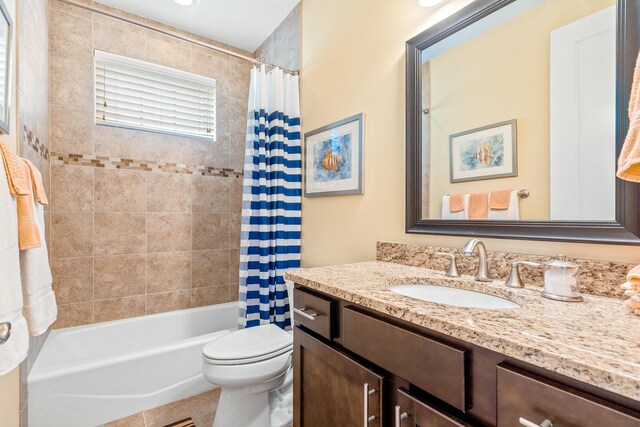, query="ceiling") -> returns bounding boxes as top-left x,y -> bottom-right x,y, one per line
94,0 -> 299,52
